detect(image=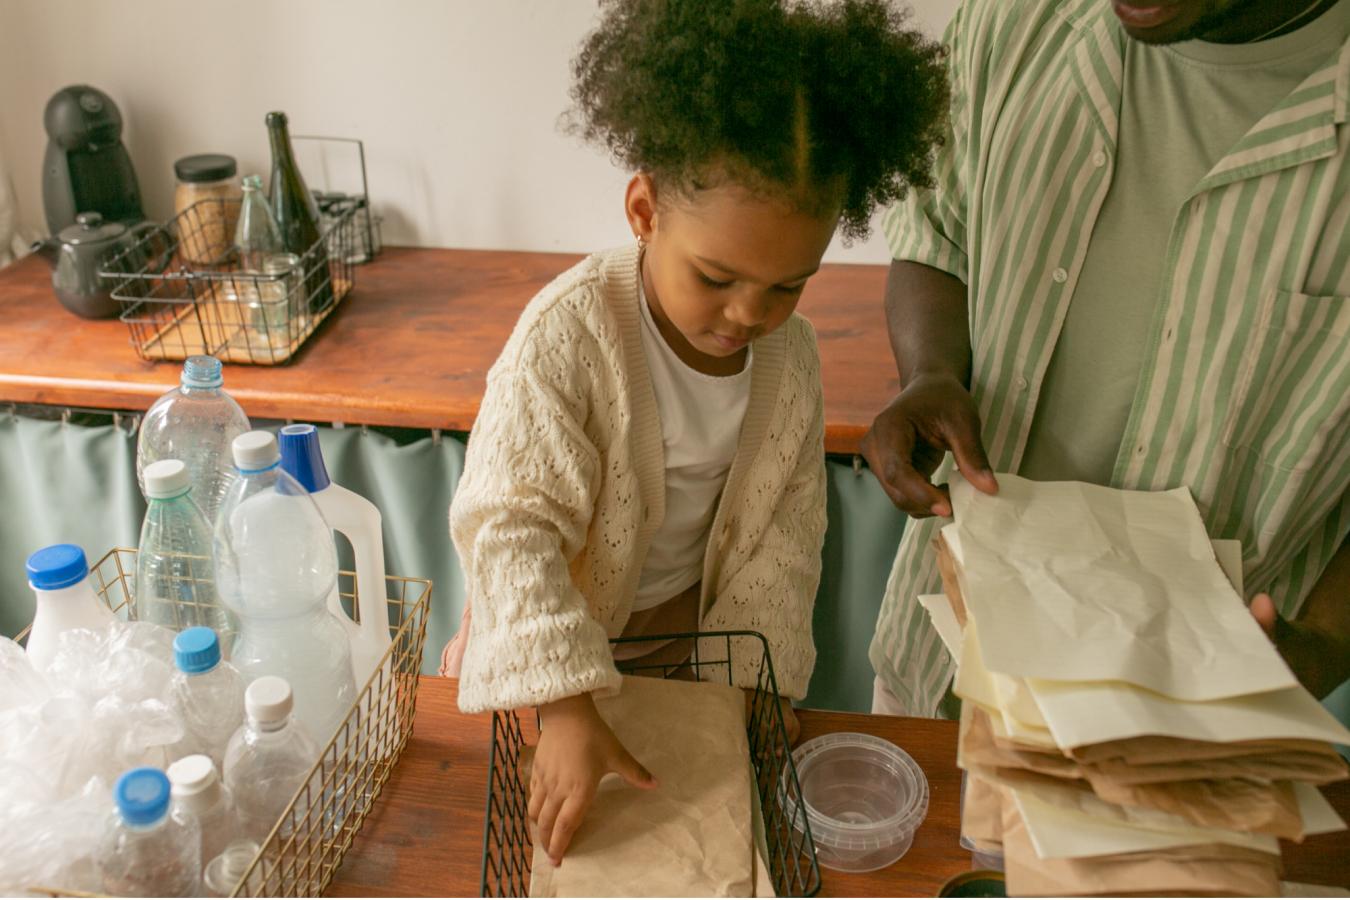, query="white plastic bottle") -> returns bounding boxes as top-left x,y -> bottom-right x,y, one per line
277,424 -> 392,687
24,544 -> 117,671
214,431 -> 357,745
98,767 -> 202,897
169,628 -> 245,770
224,676 -> 320,845
137,355 -> 251,523
137,460 -> 232,635
167,754 -> 237,872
